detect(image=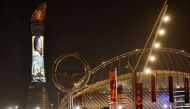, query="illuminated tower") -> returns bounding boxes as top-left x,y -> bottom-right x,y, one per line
26,2 -> 51,109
